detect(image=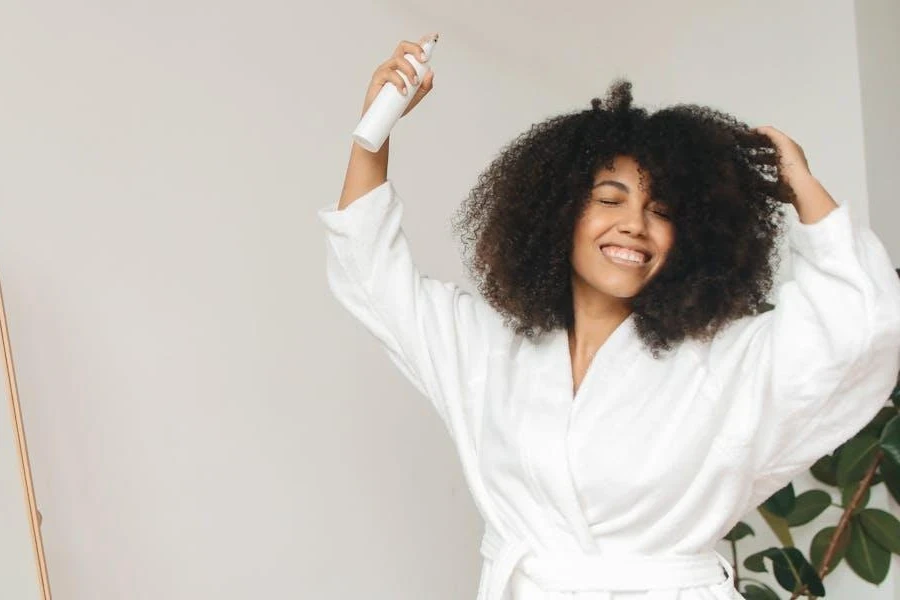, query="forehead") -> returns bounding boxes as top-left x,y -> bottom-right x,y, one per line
592,155 -> 651,194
